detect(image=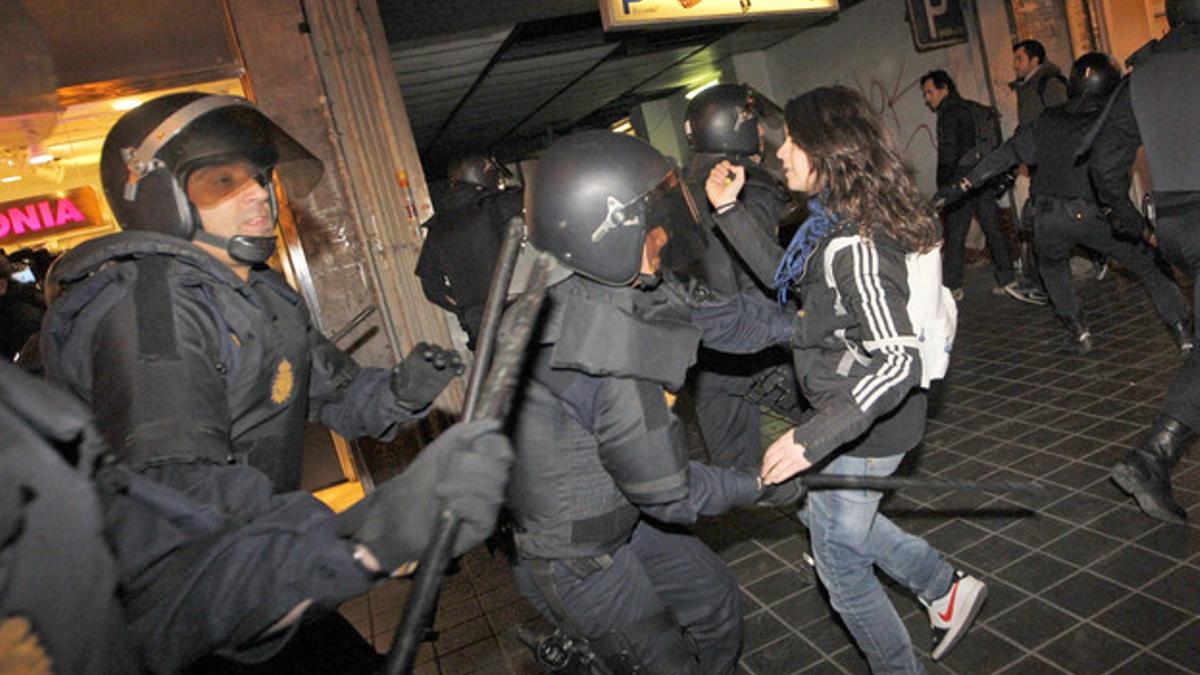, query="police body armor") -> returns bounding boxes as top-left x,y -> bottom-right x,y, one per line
42,231 -> 332,491
507,276 -> 699,560
0,362 -> 138,675
1129,42 -> 1200,192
